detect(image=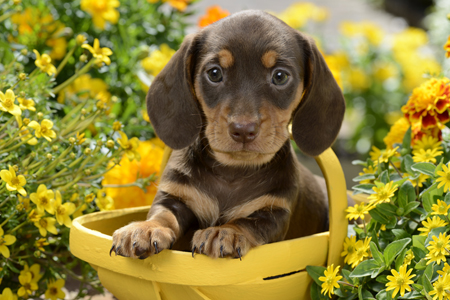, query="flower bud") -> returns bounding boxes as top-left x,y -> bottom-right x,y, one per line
80,54 -> 88,62
81,108 -> 87,115
20,260 -> 26,266
73,184 -> 79,189
97,140 -> 103,147
84,169 -> 91,176
14,63 -> 23,72
69,137 -> 76,144
47,153 -> 53,160
20,49 -> 28,56
112,121 -> 122,131
23,118 -> 30,126
85,193 -> 95,203
13,165 -> 19,172
34,251 -> 41,258
76,34 -> 86,45
106,140 -> 115,149
70,153 -> 76,159
30,152 -> 36,158
16,204 -> 24,211
19,91 -> 26,98
19,73 -> 27,81
37,112 -> 44,120
19,245 -> 26,251
84,148 -> 92,155
52,145 -> 59,152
